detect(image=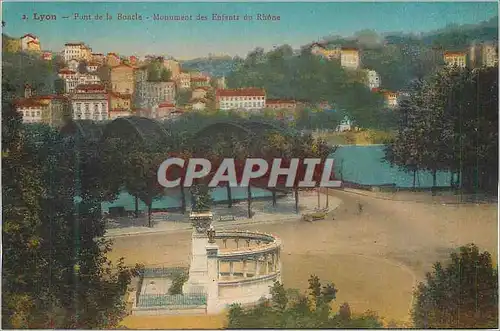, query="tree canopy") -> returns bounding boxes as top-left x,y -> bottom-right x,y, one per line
227,276 -> 383,328
412,244 -> 498,328
385,65 -> 498,193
